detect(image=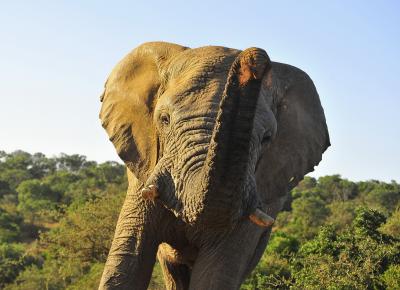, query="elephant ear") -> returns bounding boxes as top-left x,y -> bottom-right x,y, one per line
100,42 -> 187,181
256,62 -> 330,204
